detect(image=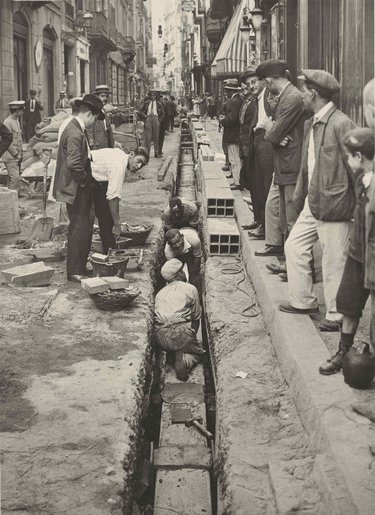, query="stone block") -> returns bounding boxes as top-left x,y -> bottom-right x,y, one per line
154,469 -> 212,515
2,262 -> 55,287
102,277 -> 130,290
91,252 -> 109,263
154,445 -> 212,470
81,277 -> 109,294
